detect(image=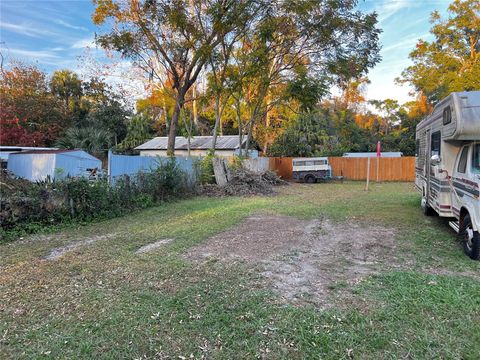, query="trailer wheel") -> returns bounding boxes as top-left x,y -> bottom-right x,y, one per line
304,175 -> 316,184
421,196 -> 434,216
461,213 -> 480,260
